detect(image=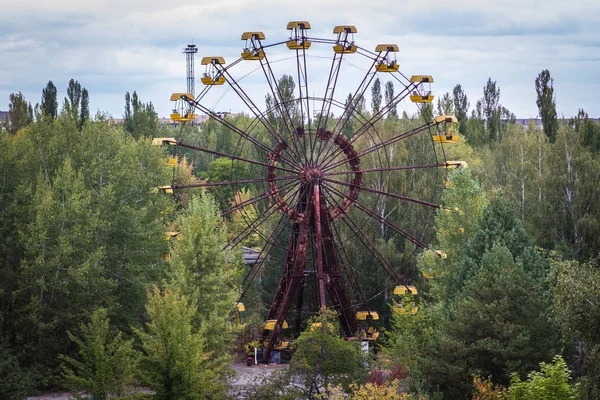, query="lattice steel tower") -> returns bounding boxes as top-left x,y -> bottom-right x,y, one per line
183,44 -> 198,97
